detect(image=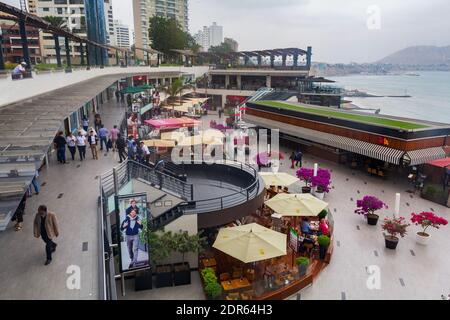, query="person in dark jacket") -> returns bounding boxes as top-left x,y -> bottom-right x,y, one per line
116,134 -> 127,163
295,150 -> 303,167
12,193 -> 27,231
120,209 -> 143,269
53,131 -> 67,164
